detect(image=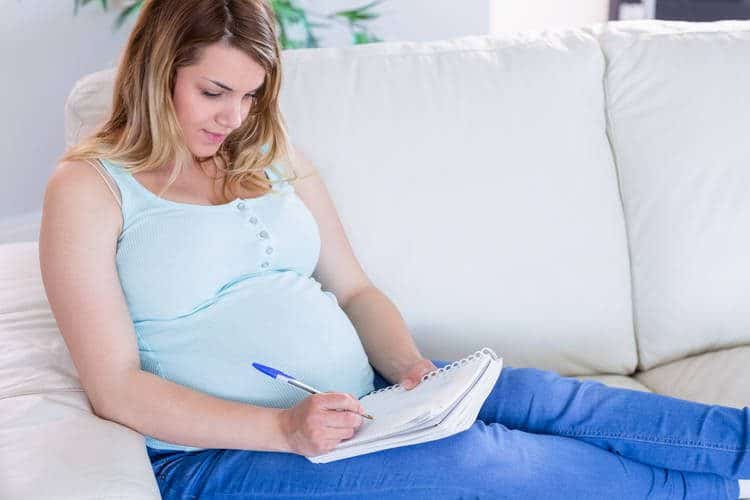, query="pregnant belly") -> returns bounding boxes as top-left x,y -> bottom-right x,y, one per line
134,271 -> 375,407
